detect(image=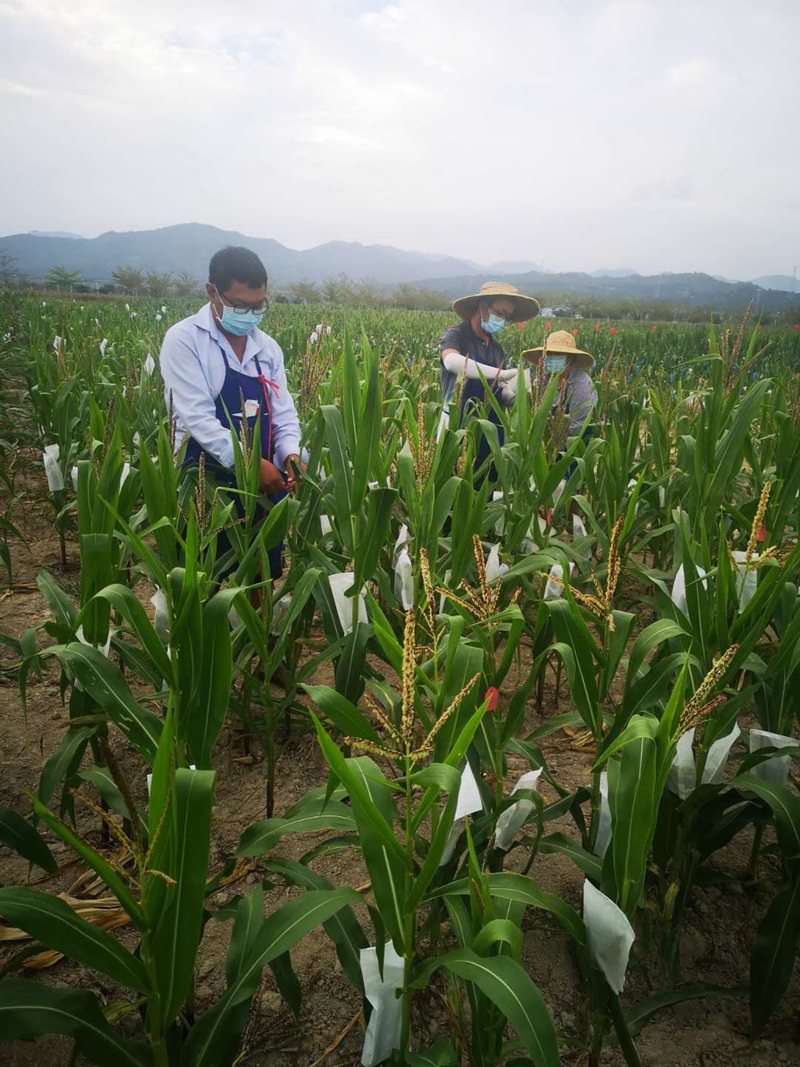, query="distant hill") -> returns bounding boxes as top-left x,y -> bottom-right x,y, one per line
0,223 -> 487,286
27,230 -> 83,239
485,260 -> 541,274
590,268 -> 640,278
417,268 -> 800,313
753,274 -> 798,292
